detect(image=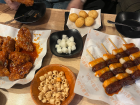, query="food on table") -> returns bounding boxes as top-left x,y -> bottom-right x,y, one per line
75,17 -> 85,28
0,36 -> 5,51
109,63 -> 125,75
131,65 -> 140,80
99,71 -> 114,82
103,77 -> 122,94
125,66 -> 140,80
38,70 -> 69,105
9,51 -> 31,66
130,51 -> 140,61
122,43 -> 139,55
12,0 -> 34,6
69,13 -> 79,22
79,10 -> 88,18
88,56 -> 122,95
121,43 -> 140,80
88,10 -> 98,19
89,57 -> 106,71
9,61 -> 32,81
85,17 -> 94,26
94,67 -> 110,77
16,27 -> 34,52
94,66 -> 114,82
109,38 -> 140,81
119,57 -> 135,68
9,51 -> 32,81
112,48 -> 128,59
69,10 -> 98,28
0,51 -> 10,77
87,40 -> 140,95
55,35 -> 76,54
102,52 -> 134,86
0,27 -> 38,81
103,54 -> 119,66
2,36 -> 15,54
